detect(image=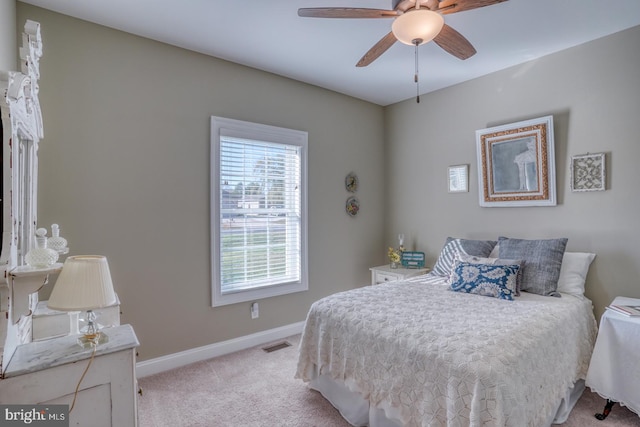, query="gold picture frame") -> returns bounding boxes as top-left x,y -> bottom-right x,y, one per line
475,115 -> 556,207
